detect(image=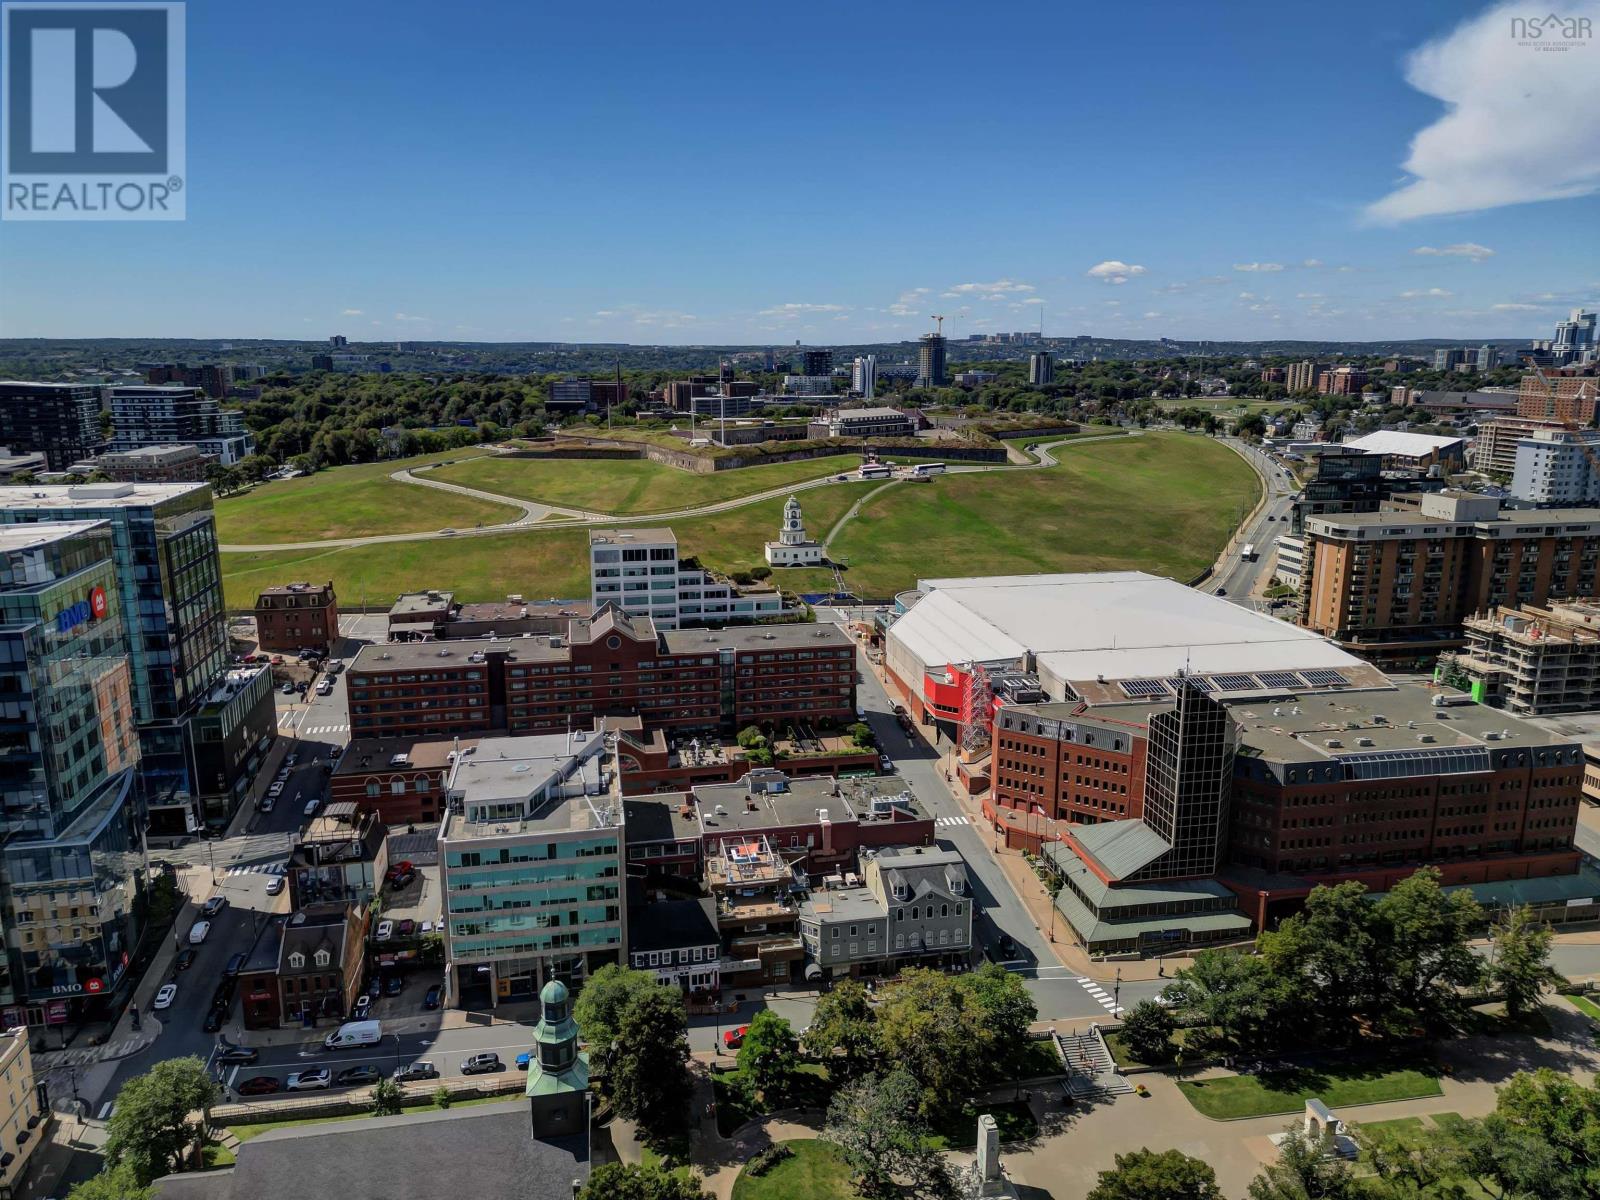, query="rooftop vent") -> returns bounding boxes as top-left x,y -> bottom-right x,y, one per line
1417,733 -> 1436,743
1324,738 -> 1343,748
1355,736 -> 1374,747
